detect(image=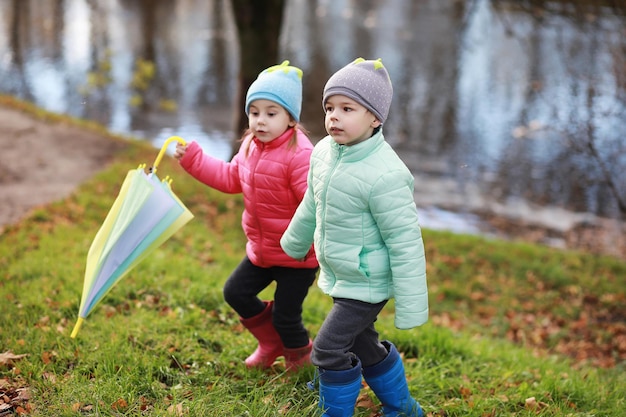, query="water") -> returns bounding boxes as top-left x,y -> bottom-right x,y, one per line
1,0 -> 625,245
